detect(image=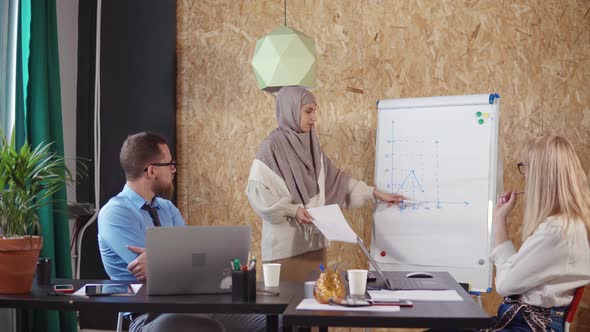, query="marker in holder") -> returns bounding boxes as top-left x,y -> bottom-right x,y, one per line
231,268 -> 256,301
